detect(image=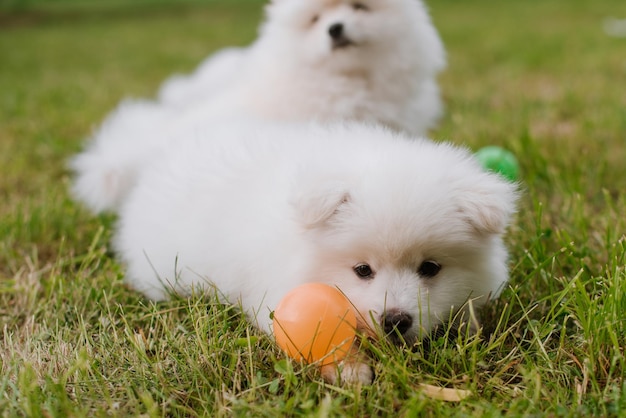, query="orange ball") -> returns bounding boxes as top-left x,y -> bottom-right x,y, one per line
272,283 -> 357,365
